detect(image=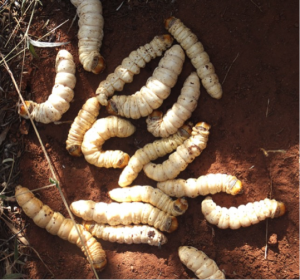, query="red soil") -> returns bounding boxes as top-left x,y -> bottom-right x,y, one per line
17,0 -> 299,278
